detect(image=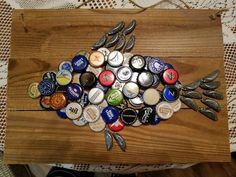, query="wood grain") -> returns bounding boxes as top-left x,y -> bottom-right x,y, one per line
5,9 -> 230,164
